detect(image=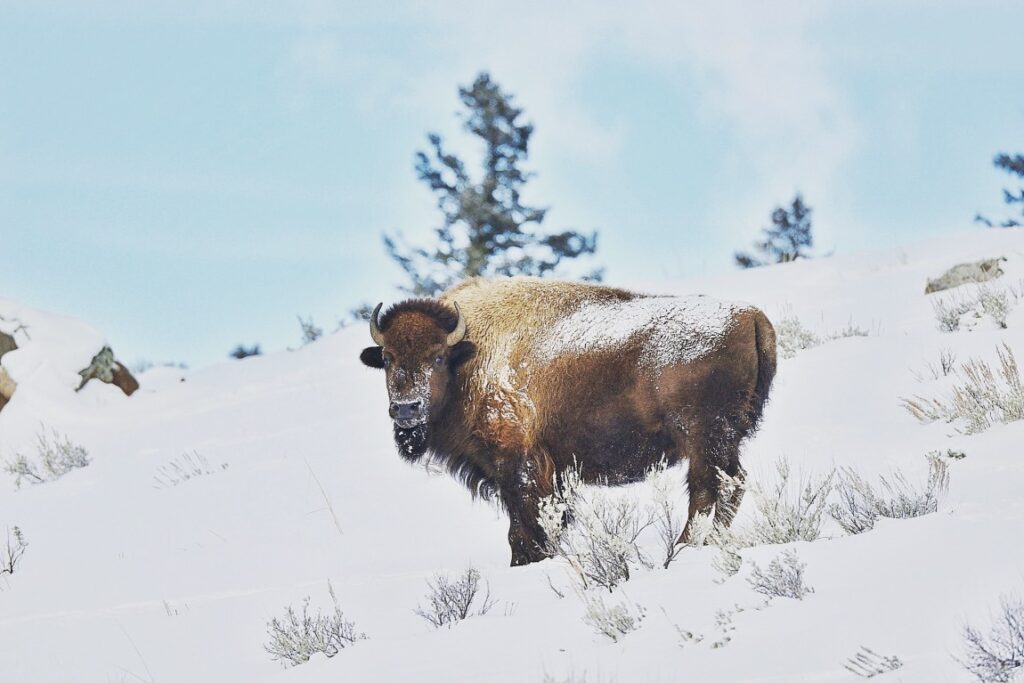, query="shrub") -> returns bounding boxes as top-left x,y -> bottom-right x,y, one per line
265,582 -> 365,667
152,450 -> 228,489
3,428 -> 90,489
934,297 -> 974,332
978,286 -> 1012,329
734,458 -> 834,546
647,460 -> 686,568
825,322 -> 870,342
747,549 -> 813,600
932,285 -> 1017,333
579,591 -> 645,642
538,466 -> 653,592
830,455 -> 949,535
775,315 -> 821,359
414,567 -> 495,628
844,646 -> 904,678
914,348 -> 957,382
1,526 -> 27,576
775,314 -> 868,359
710,534 -> 743,582
960,594 -> 1024,682
902,344 -> 1024,434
